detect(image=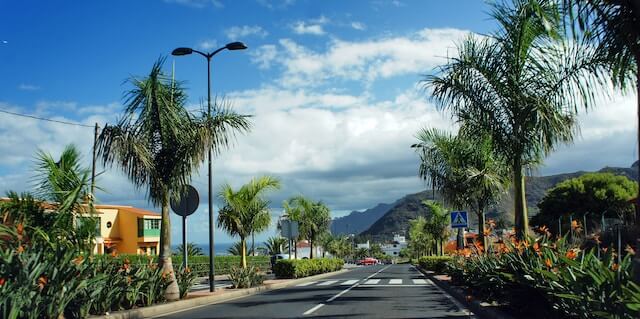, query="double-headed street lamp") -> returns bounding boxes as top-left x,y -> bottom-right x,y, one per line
172,41 -> 247,292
